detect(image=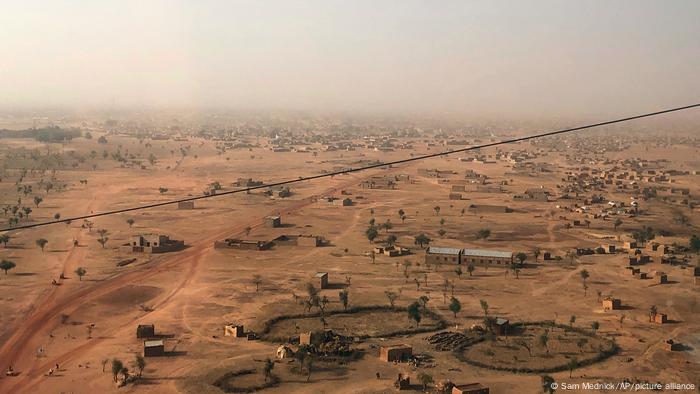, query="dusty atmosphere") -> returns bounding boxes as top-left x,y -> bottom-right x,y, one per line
1,2 -> 700,394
